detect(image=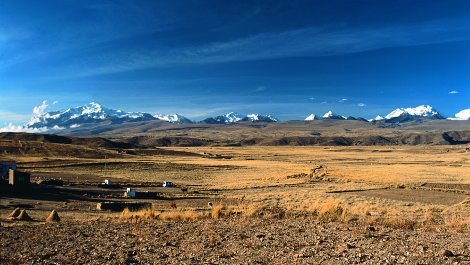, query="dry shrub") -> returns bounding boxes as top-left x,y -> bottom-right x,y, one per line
240,203 -> 286,219
211,204 -> 239,219
243,203 -> 264,217
443,213 -> 470,233
159,211 -> 205,221
423,209 -> 441,225
211,204 -> 225,219
314,199 -> 345,222
383,215 -> 417,230
120,208 -> 157,222
120,208 -> 205,222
